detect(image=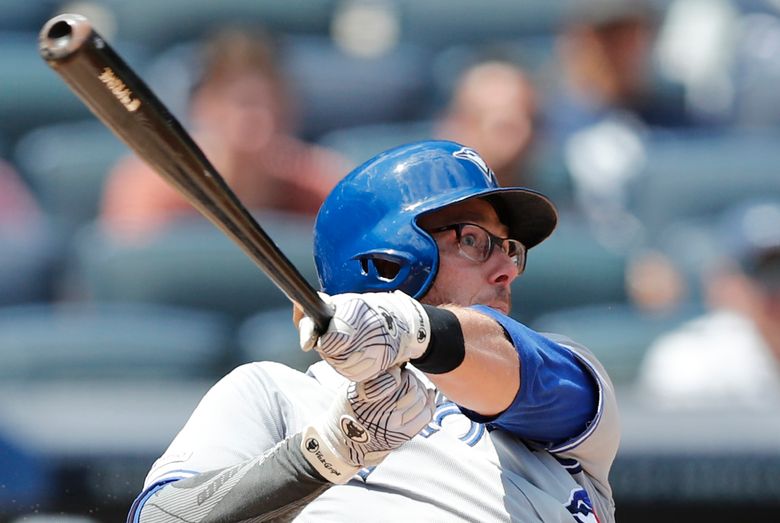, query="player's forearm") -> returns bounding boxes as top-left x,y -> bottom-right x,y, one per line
421,306 -> 520,416
132,433 -> 329,523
